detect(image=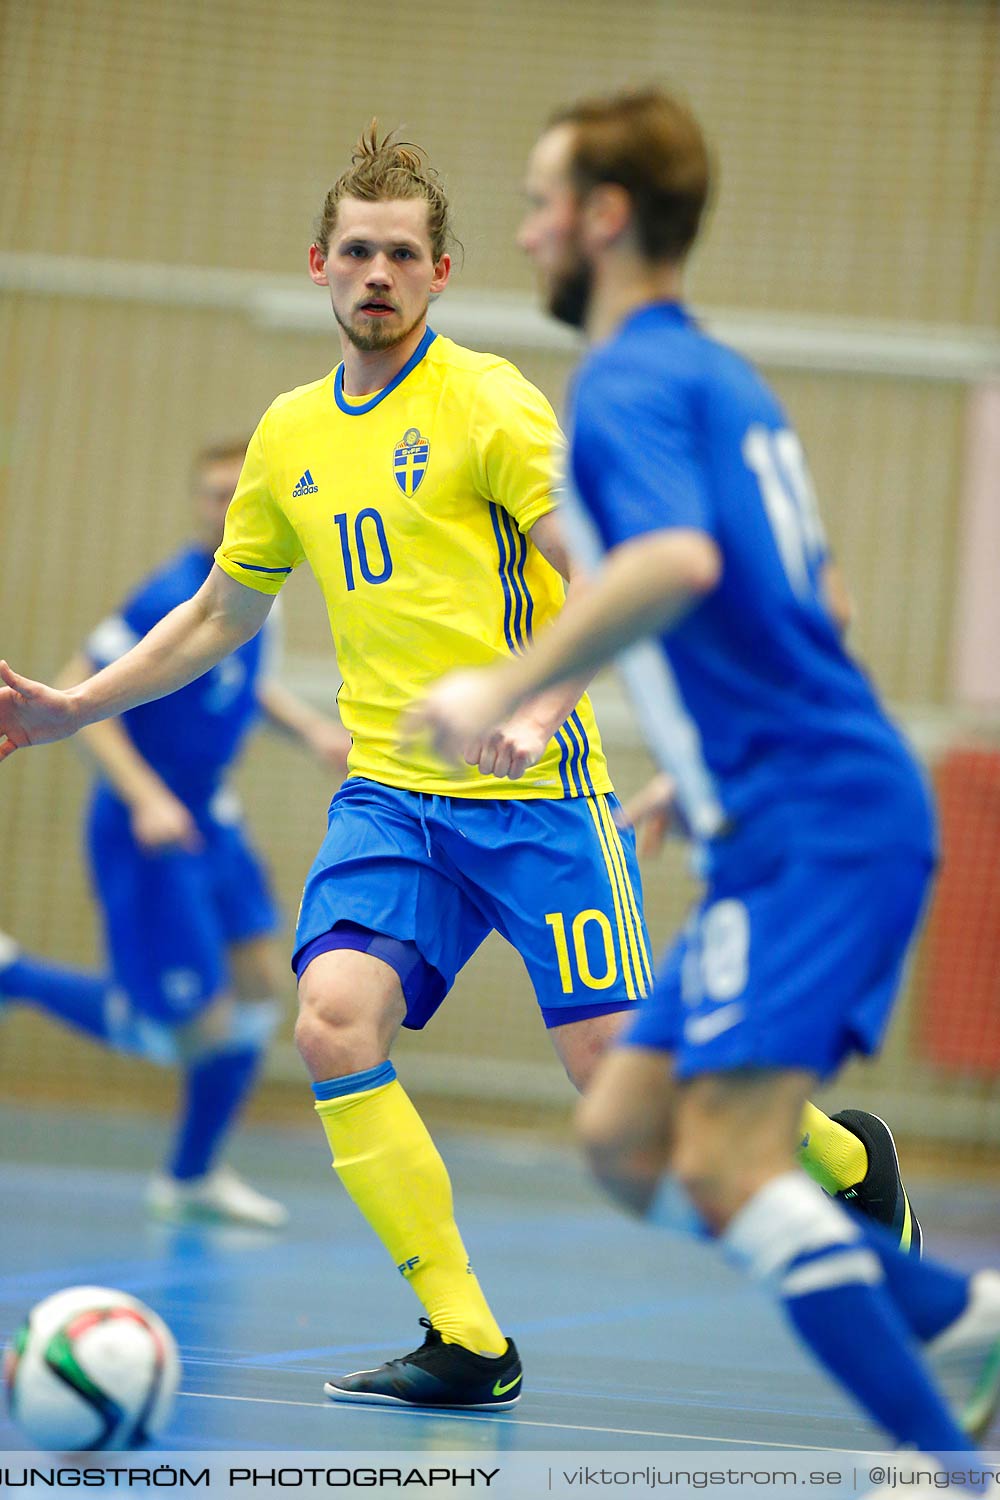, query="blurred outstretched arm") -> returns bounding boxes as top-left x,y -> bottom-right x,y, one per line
0,565 -> 272,764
